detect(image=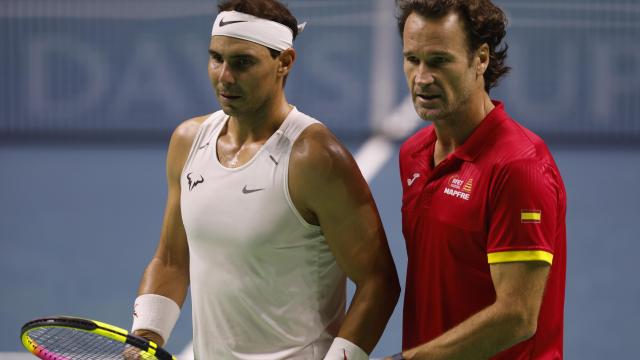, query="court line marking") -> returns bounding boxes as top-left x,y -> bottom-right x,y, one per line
0,352 -> 33,359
